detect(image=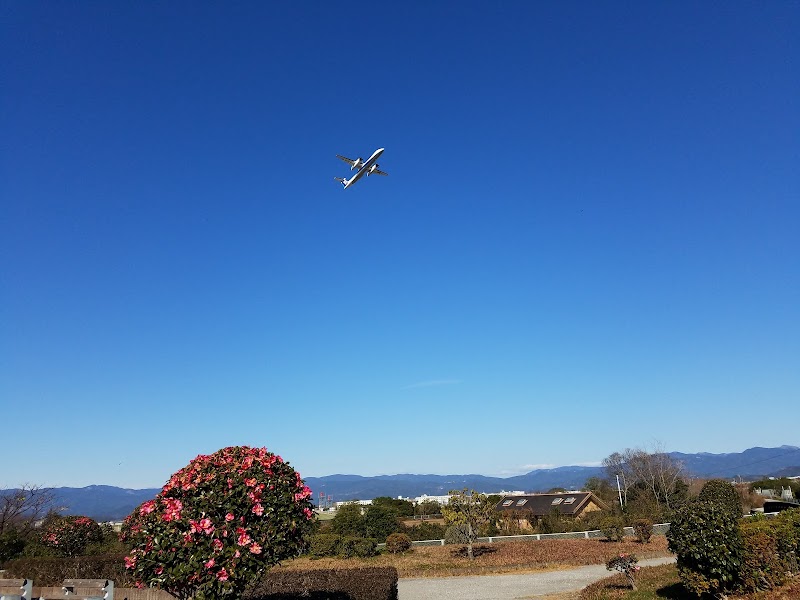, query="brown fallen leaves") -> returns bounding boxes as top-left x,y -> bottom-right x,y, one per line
278,536 -> 672,578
